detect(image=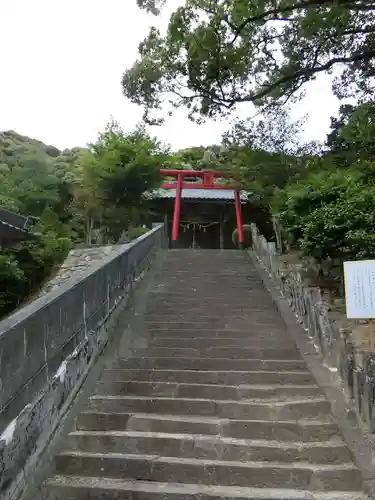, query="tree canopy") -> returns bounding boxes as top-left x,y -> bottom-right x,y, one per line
73,121 -> 169,243
125,0 -> 375,123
